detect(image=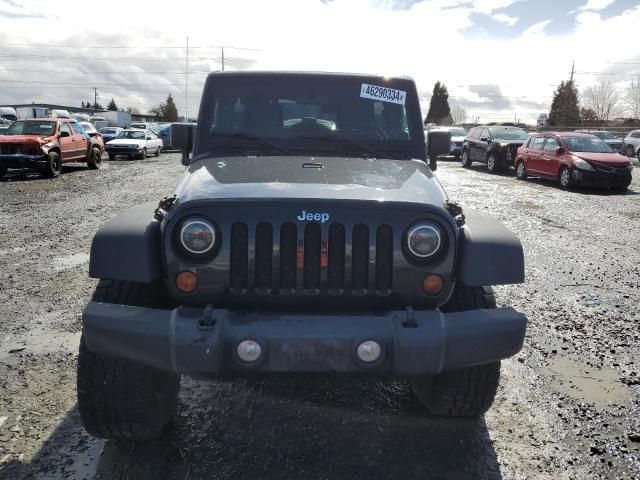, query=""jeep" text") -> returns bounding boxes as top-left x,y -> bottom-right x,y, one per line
297,210 -> 330,223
